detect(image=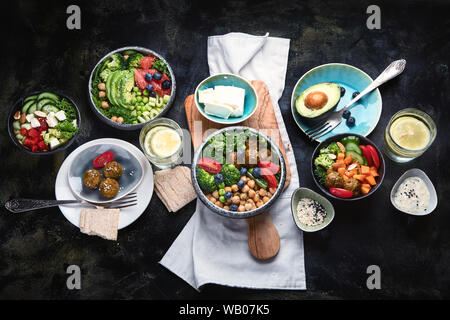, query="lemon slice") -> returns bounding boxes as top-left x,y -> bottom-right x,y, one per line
145,126 -> 181,158
390,116 -> 430,150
